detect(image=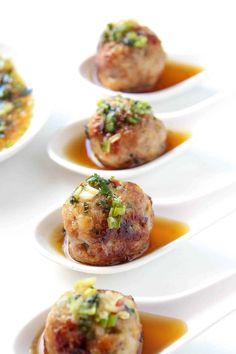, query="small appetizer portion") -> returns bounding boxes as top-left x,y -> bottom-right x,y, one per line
44,278 -> 143,354
62,174 -> 154,266
96,20 -> 166,92
86,95 -> 167,169
0,56 -> 32,151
